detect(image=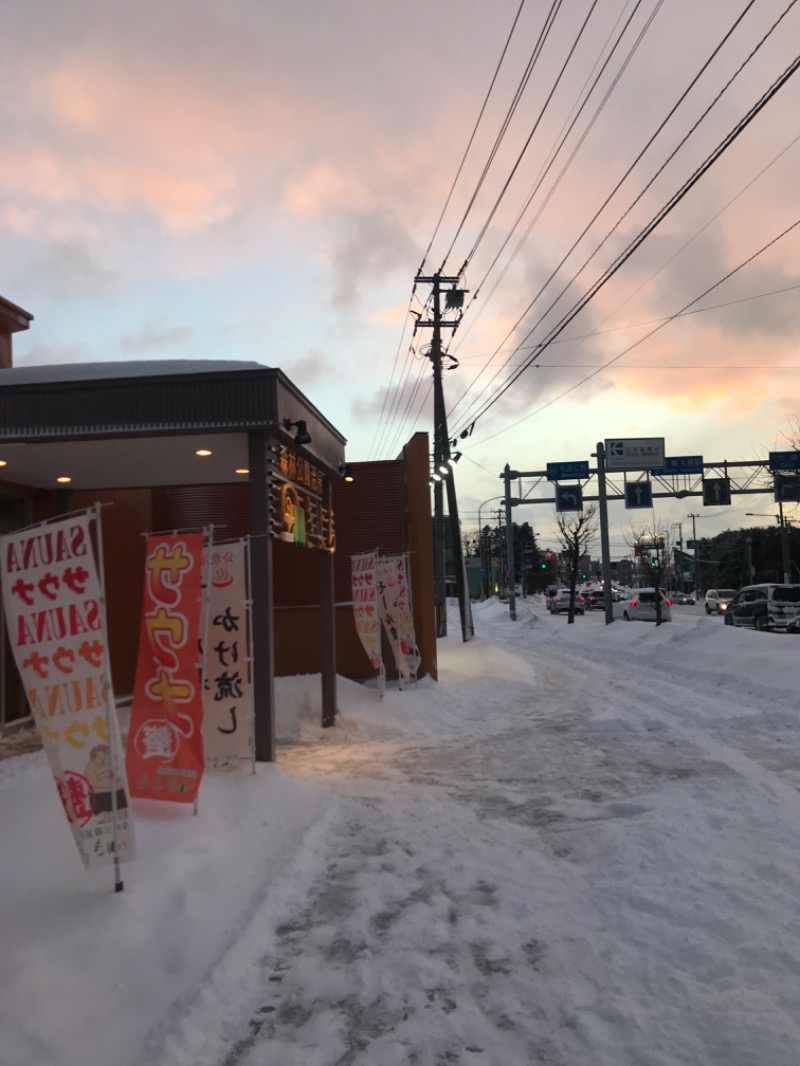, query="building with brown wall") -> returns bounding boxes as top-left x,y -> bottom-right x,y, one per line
0,299 -> 436,755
